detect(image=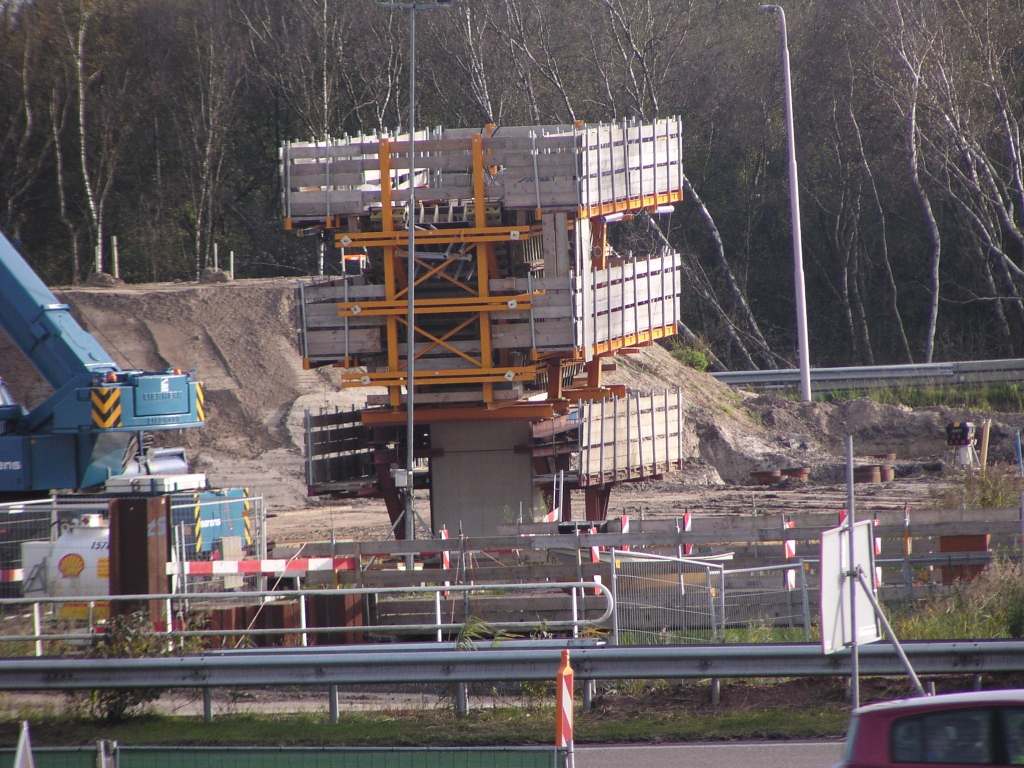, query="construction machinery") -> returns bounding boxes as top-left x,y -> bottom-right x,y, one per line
286,119 -> 690,536
0,230 -> 206,498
